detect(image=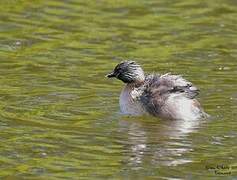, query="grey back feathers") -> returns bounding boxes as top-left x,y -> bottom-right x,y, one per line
140,73 -> 200,116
